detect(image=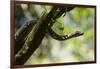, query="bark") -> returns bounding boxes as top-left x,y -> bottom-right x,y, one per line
15,20 -> 37,54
